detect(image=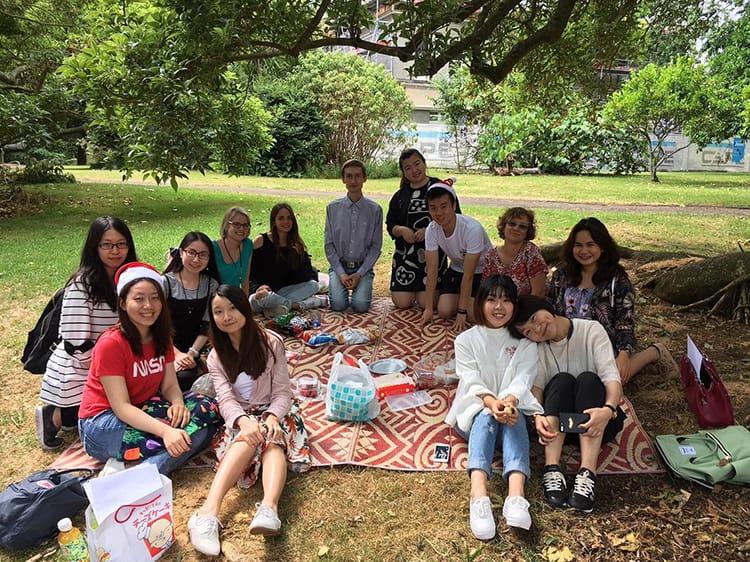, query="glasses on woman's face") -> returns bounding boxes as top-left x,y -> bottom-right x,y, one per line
507,221 -> 529,230
98,241 -> 129,251
228,220 -> 250,230
182,248 -> 210,261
